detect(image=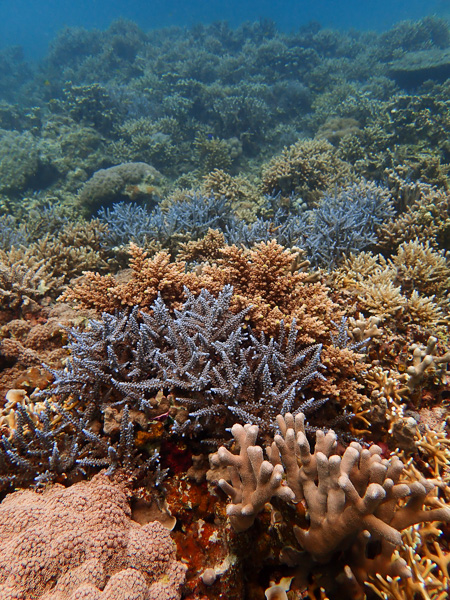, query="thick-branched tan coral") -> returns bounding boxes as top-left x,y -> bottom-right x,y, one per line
212,412 -> 450,582
0,473 -> 186,600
